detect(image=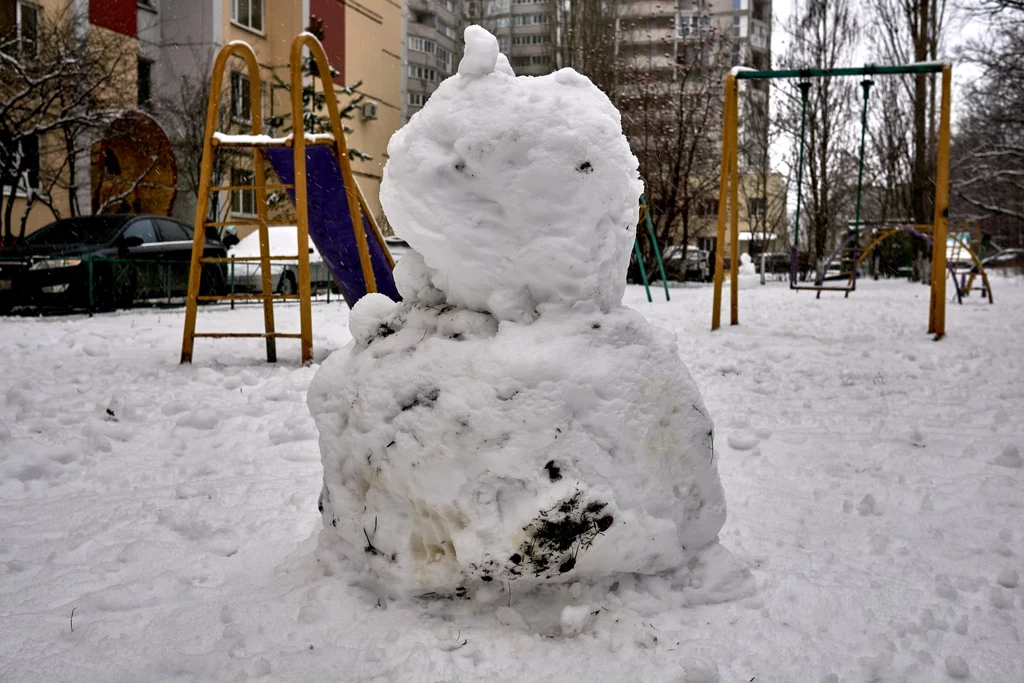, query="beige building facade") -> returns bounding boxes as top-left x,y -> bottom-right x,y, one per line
2,0 -> 402,241
344,0 -> 404,222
